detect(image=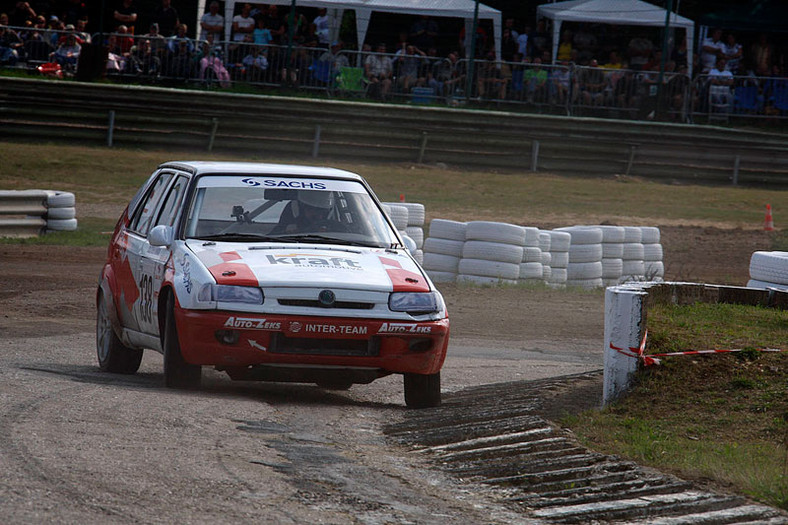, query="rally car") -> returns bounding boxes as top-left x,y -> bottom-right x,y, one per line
96,162 -> 449,408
